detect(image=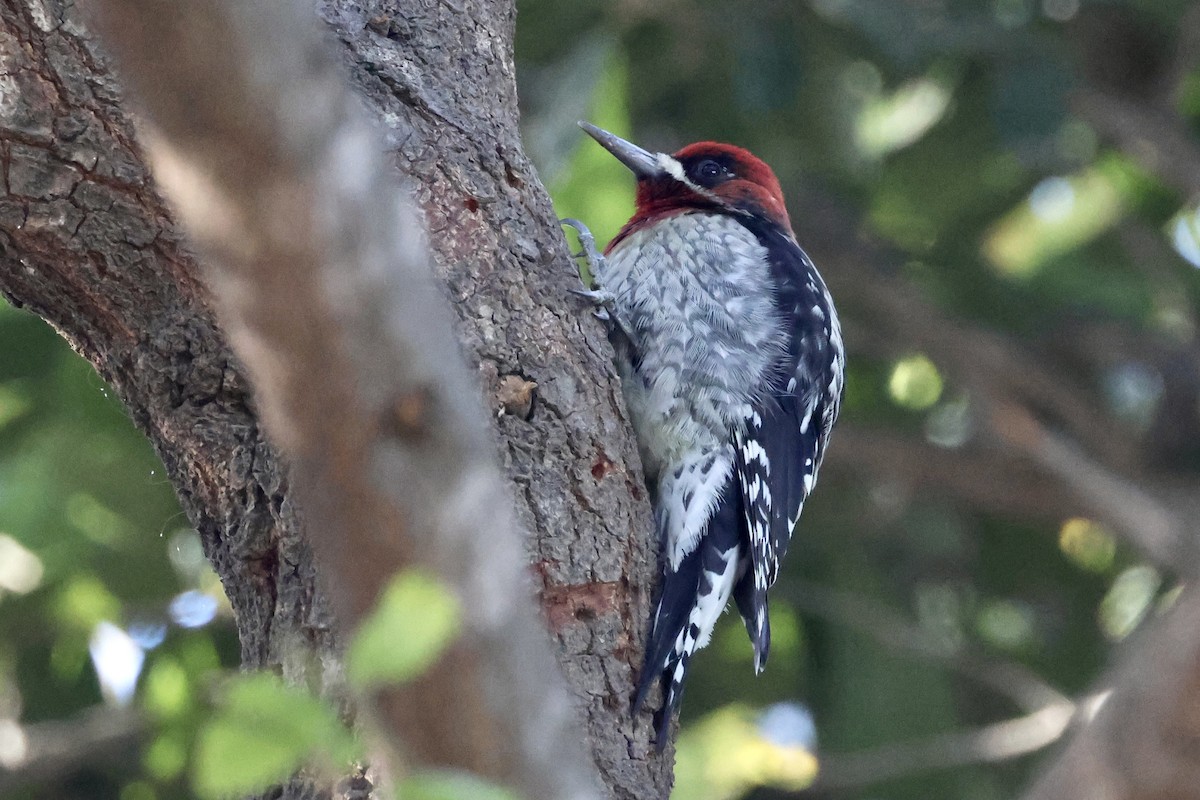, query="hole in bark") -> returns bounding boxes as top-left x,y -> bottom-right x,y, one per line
496,374 -> 536,420
591,453 -> 614,480
504,164 -> 523,189
366,14 -> 391,35
464,196 -> 479,213
87,250 -> 107,278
